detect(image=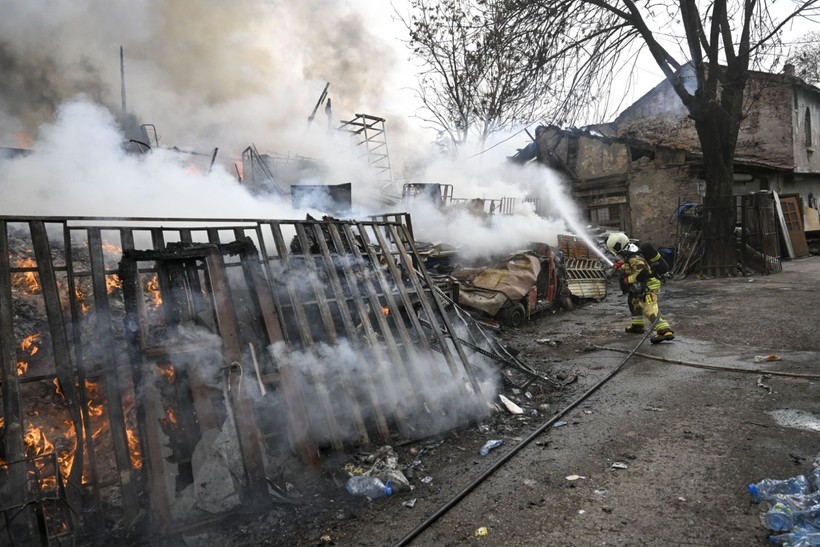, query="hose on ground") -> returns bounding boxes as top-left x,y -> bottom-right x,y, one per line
392,319 -> 659,547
